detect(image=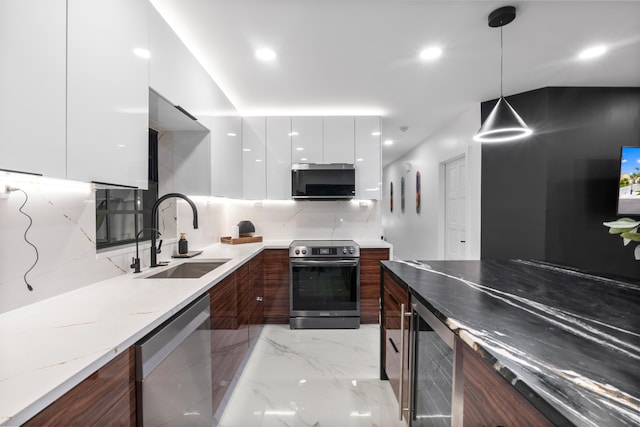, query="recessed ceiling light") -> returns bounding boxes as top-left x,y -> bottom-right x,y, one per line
300,157 -> 308,161
256,48 -> 276,61
384,140 -> 394,146
243,148 -> 251,152
419,46 -> 442,61
289,131 -> 299,136
578,45 -> 607,60
255,159 -> 263,162
133,48 -> 150,59
227,132 -> 237,137
371,131 -> 381,136
296,147 -> 304,151
356,158 -> 364,162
